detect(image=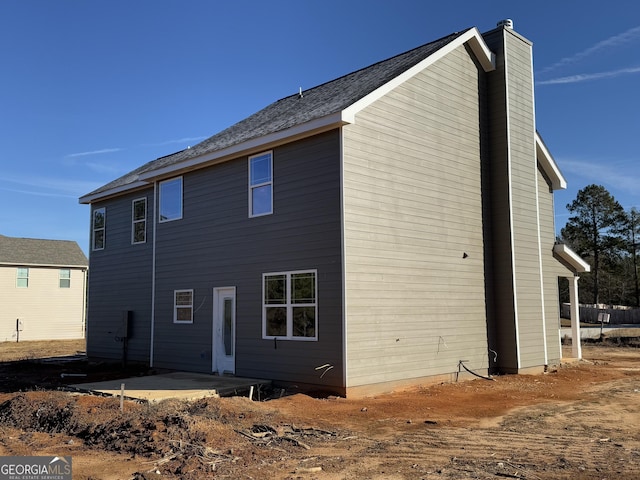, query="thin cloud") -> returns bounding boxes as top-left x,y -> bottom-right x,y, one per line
0,174 -> 101,197
559,158 -> 640,196
66,148 -> 122,158
0,186 -> 78,199
540,25 -> 640,74
537,66 -> 640,85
